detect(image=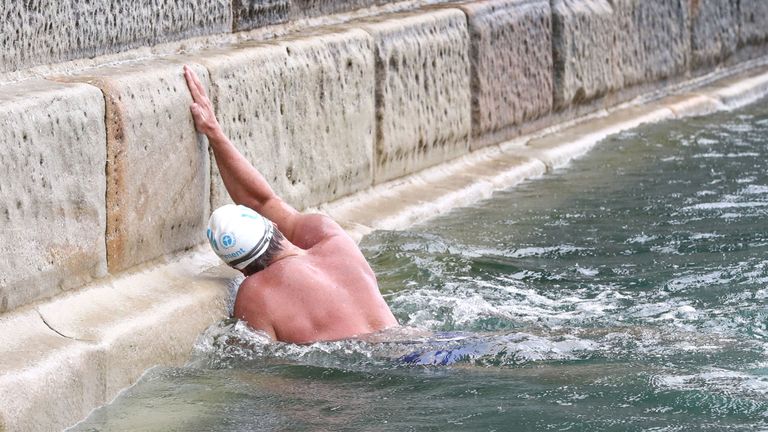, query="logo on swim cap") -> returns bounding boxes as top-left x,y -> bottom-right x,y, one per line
220,233 -> 236,248
207,204 -> 275,271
